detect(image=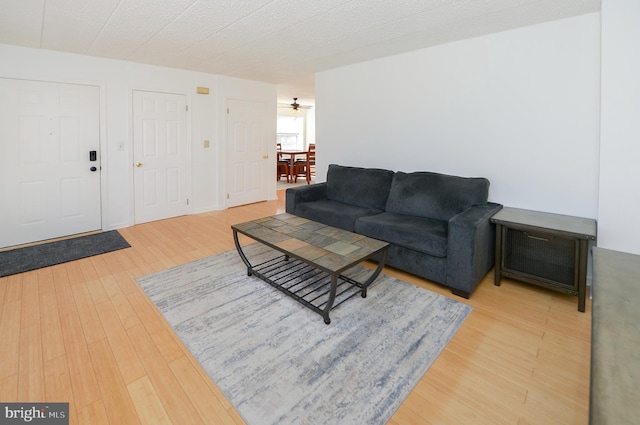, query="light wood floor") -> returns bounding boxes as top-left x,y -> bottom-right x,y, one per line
0,191 -> 591,424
